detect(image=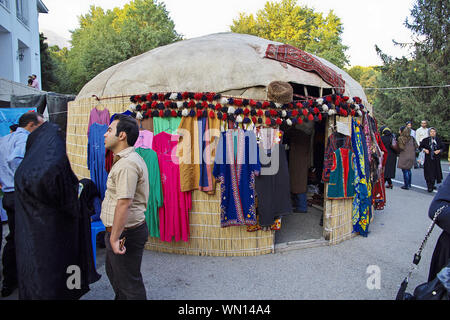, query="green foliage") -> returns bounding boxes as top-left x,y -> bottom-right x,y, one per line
346,66 -> 380,105
49,0 -> 181,94
374,0 -> 449,141
39,33 -> 58,91
230,0 -> 349,68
